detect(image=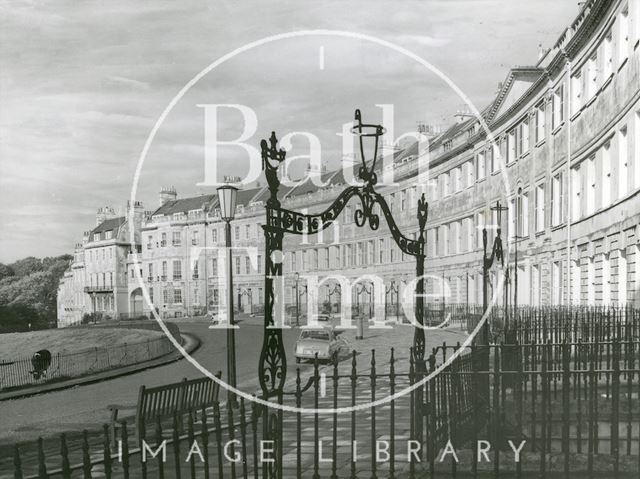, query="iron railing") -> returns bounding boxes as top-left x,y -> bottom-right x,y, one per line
428,304 -> 640,340
7,342 -> 640,476
0,336 -> 175,392
5,307 -> 640,478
